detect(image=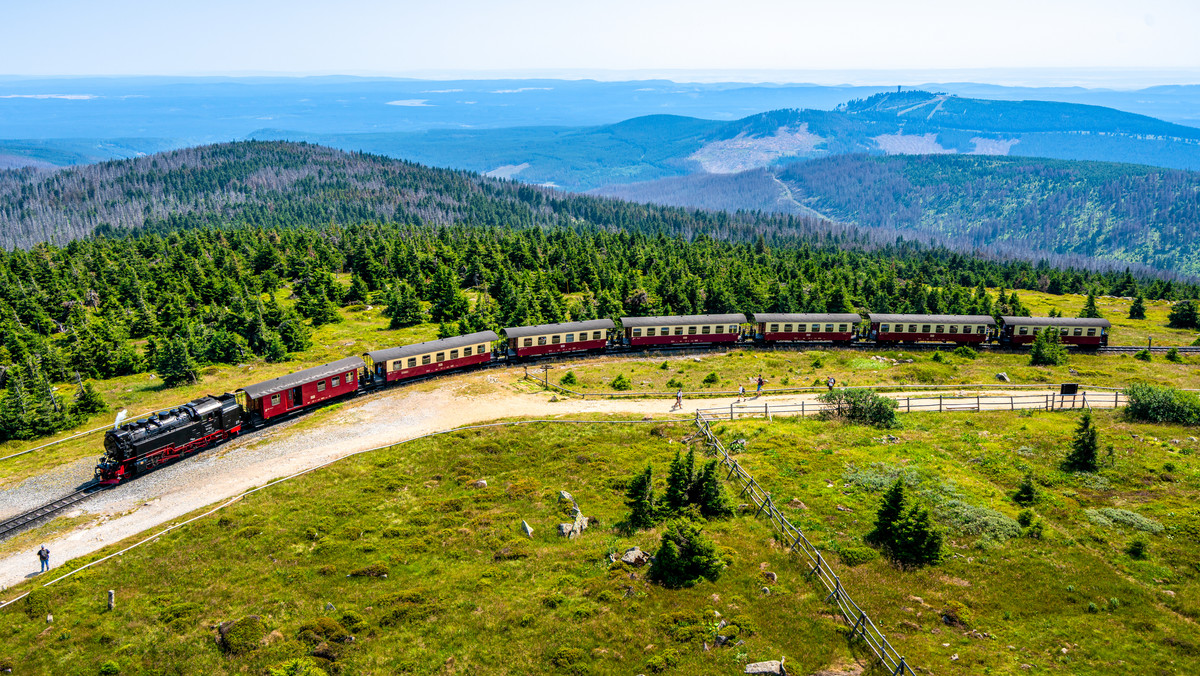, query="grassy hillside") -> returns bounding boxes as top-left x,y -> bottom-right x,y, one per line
3,410 -> 1199,674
